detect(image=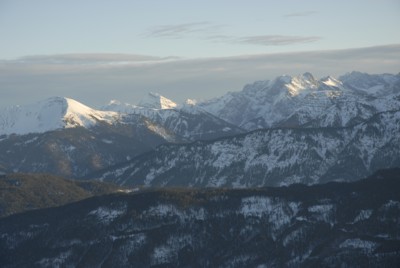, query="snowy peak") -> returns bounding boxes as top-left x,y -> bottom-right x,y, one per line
63,97 -> 118,127
101,99 -> 139,114
138,92 -> 177,109
285,72 -> 319,96
259,72 -> 320,98
198,72 -> 400,130
0,97 -> 118,135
